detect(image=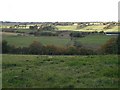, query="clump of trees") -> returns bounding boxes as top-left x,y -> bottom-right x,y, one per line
99,31 -> 105,34
29,24 -> 58,31
40,24 -> 58,31
70,32 -> 85,38
29,24 -> 58,36
29,41 -> 43,54
39,32 -> 58,36
100,35 -> 120,54
29,25 -> 38,30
